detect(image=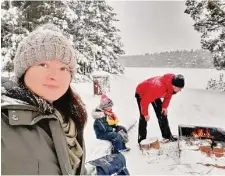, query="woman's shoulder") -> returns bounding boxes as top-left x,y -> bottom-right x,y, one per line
1,77 -> 29,108
1,95 -> 48,127
1,94 -> 37,111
